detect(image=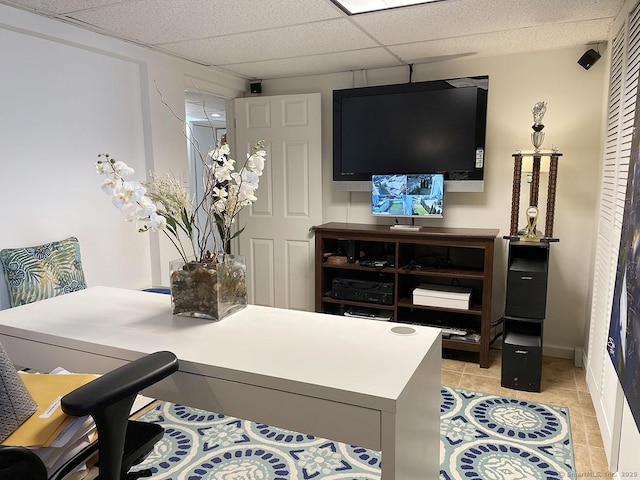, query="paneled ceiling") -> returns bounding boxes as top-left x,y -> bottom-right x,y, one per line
2,0 -> 624,80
